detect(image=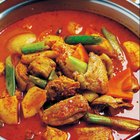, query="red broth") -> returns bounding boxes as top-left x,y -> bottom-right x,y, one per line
0,10 -> 139,140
